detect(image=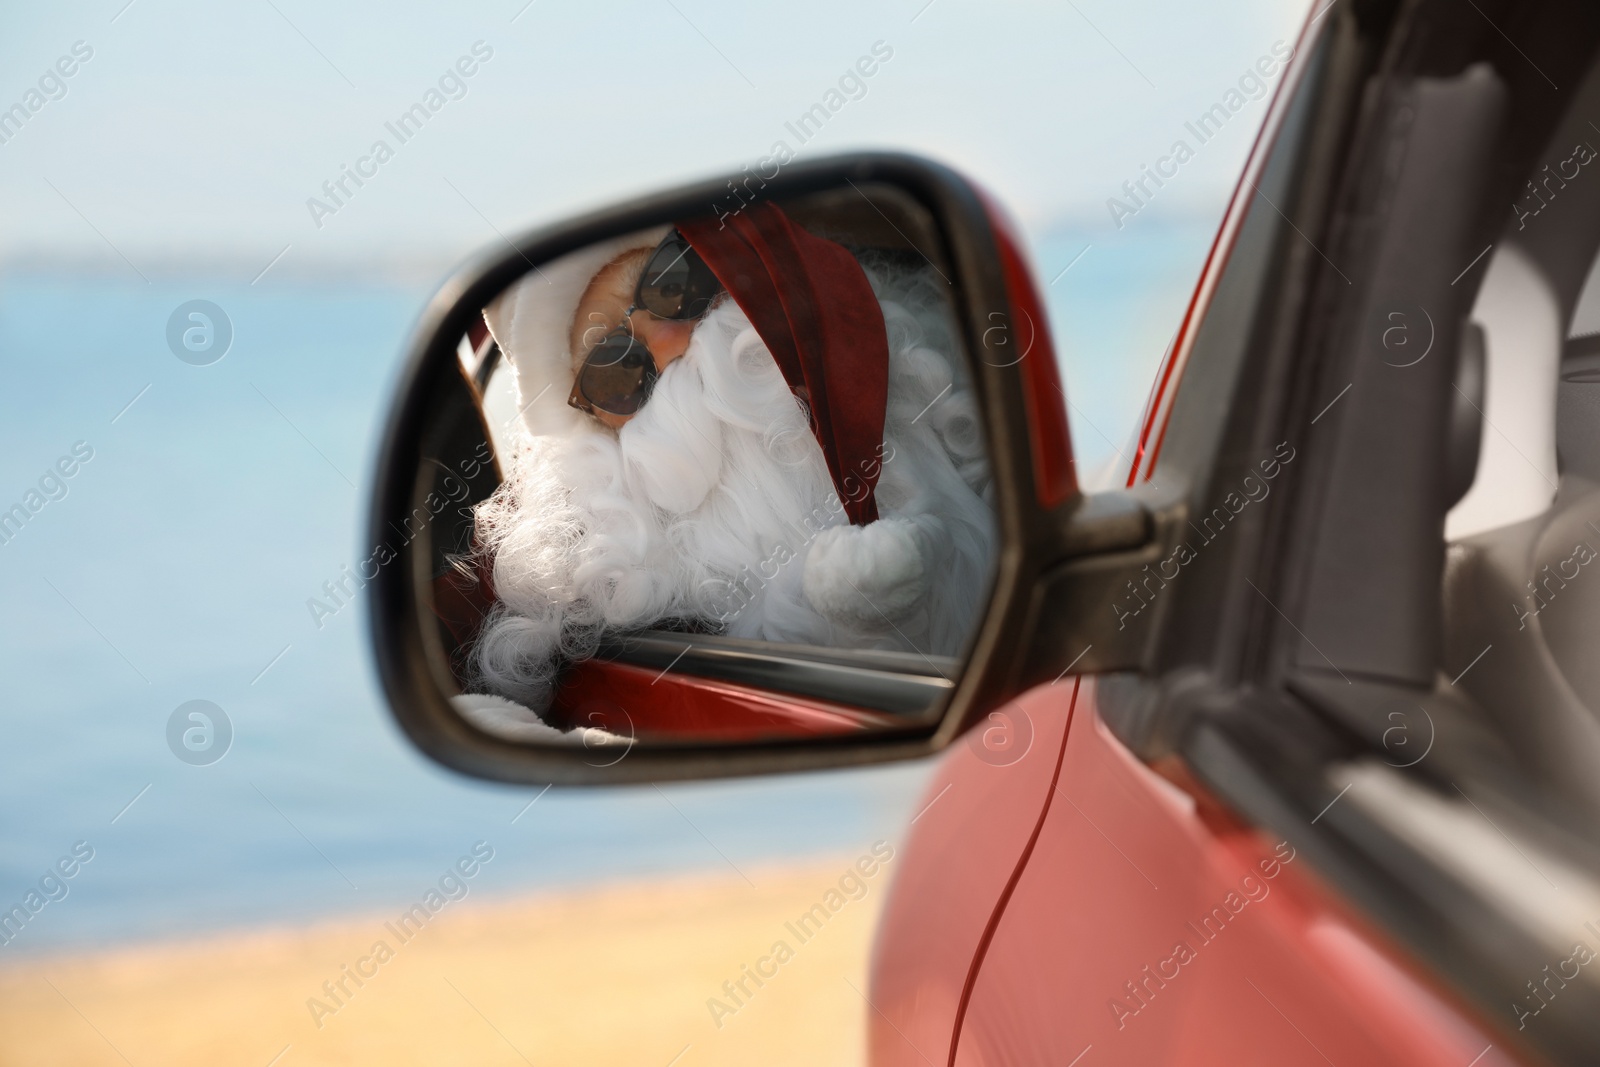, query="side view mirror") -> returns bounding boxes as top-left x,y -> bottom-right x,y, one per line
369,152 -> 1153,784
